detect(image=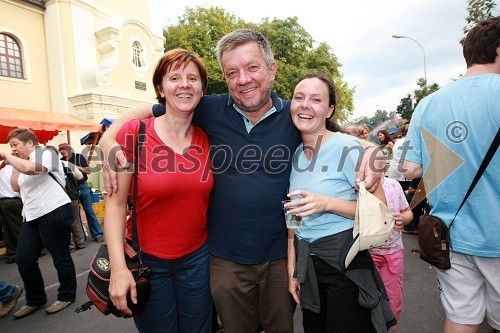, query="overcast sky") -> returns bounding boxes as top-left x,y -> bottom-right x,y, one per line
161,0 -> 498,120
